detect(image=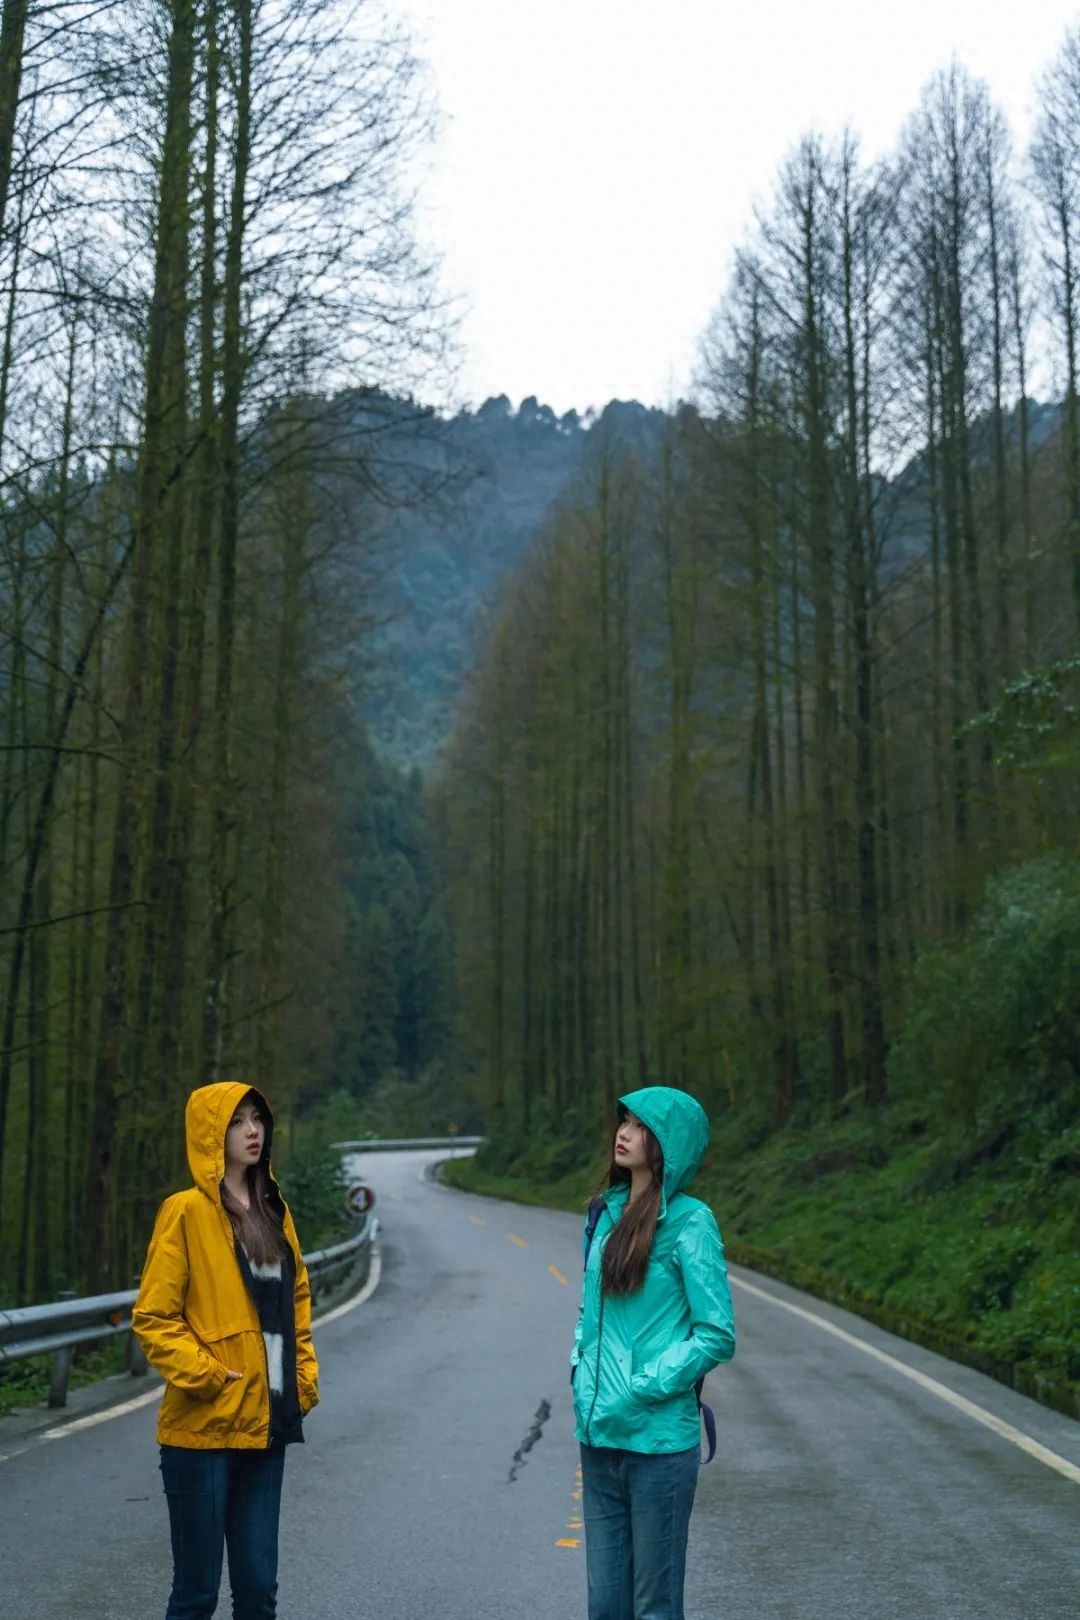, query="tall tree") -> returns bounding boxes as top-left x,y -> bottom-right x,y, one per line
1031,26 -> 1080,638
